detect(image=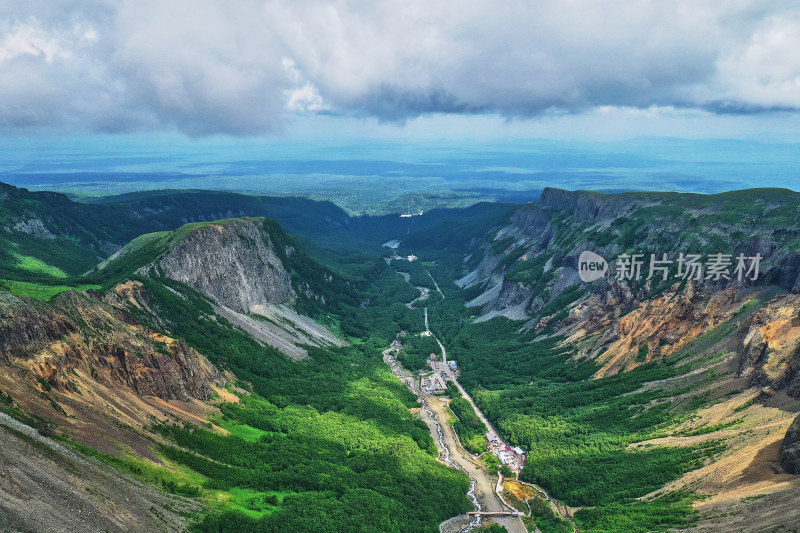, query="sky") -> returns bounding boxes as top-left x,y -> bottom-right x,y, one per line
0,1 -> 799,195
